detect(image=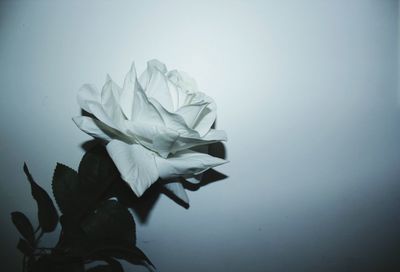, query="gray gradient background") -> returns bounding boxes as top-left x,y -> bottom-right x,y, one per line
1,0 -> 400,271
